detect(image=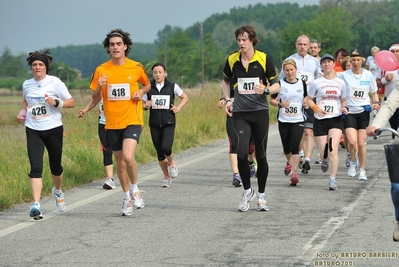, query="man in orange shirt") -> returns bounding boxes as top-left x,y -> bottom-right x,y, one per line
90,28 -> 151,216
